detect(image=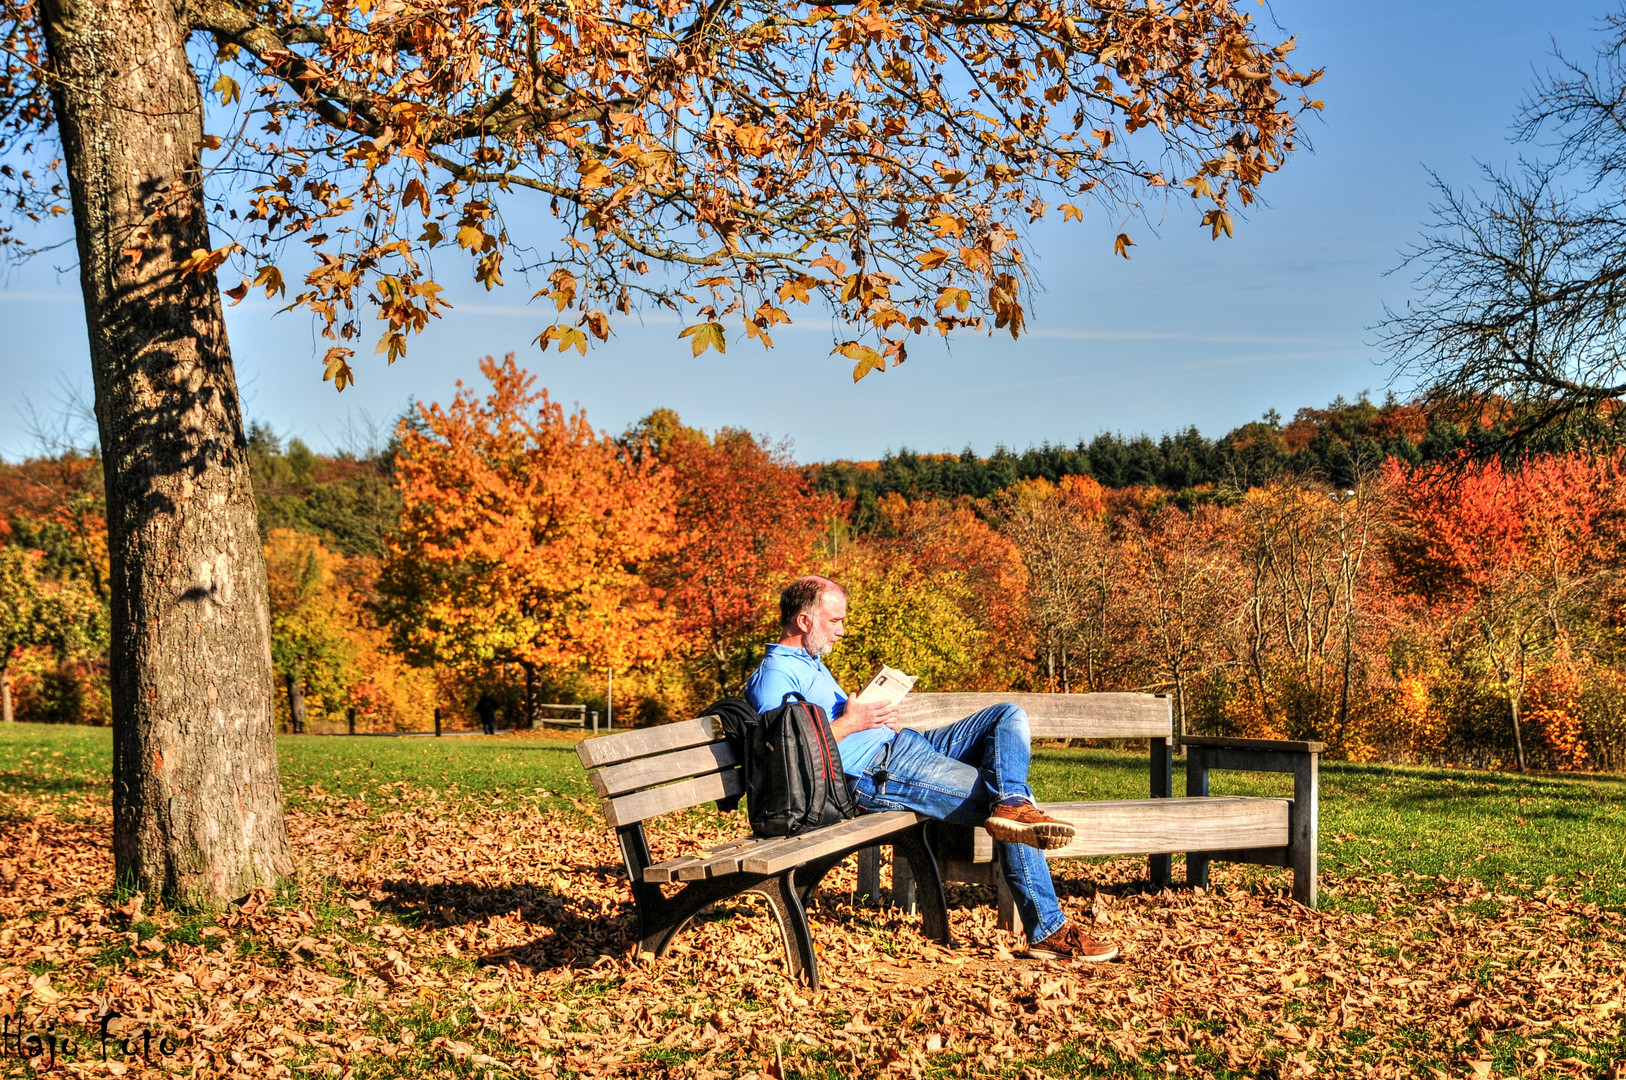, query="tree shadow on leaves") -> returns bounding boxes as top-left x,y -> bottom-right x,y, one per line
372,876 -> 636,971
